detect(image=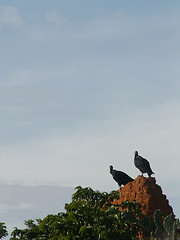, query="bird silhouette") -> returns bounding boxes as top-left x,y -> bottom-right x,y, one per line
134,151 -> 154,177
110,165 -> 134,188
